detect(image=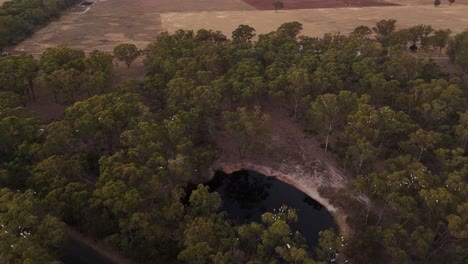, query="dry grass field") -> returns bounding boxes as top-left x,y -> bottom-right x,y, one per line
161,5 -> 468,39
9,0 -> 468,55
10,0 -> 253,54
